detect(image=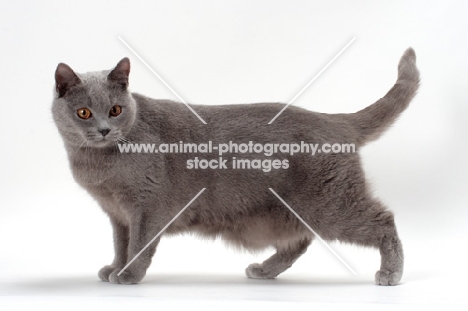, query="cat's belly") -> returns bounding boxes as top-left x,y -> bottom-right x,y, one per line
171,216 -> 309,251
